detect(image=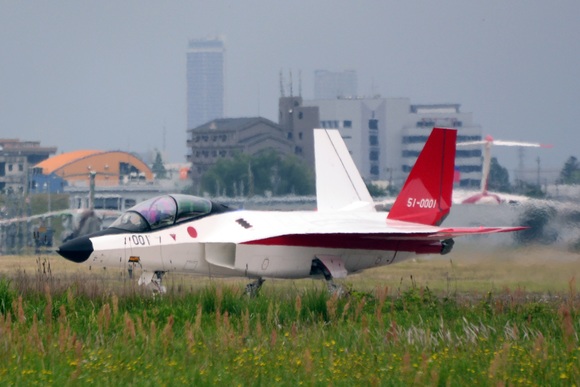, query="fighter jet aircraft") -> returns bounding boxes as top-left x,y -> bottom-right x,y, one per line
57,128 -> 525,294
